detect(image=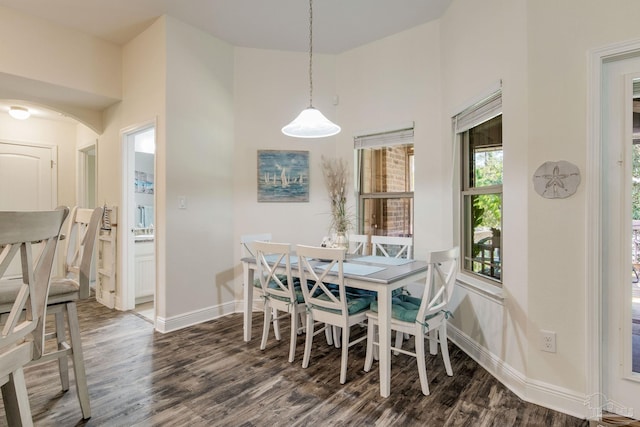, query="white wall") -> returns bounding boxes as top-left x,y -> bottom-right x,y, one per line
97,16 -> 167,313
163,17 -> 236,325
336,21 -> 444,257
232,47 -> 340,301
525,0 -> 640,394
438,0 -> 640,418
0,6 -> 120,100
0,114 -> 79,208
0,6 -> 121,132
440,0 -> 530,389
